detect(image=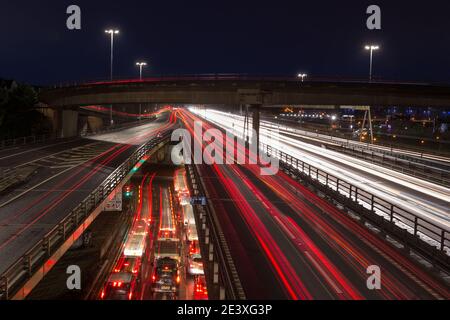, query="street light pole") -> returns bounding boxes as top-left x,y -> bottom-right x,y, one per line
365,45 -> 379,81
136,62 -> 147,120
105,29 -> 119,125
136,62 -> 147,80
